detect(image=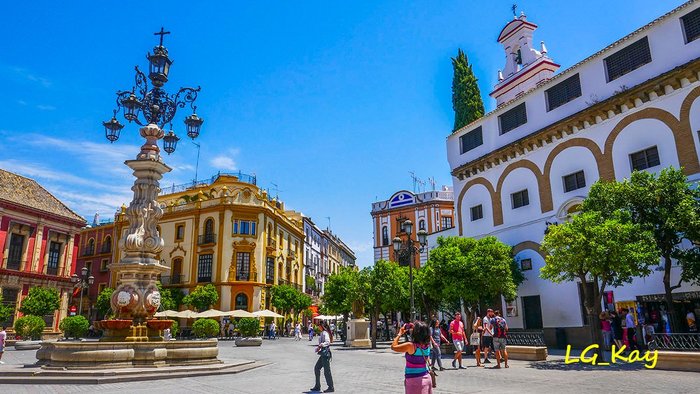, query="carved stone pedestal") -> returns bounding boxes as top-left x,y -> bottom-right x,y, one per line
345,319 -> 371,348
